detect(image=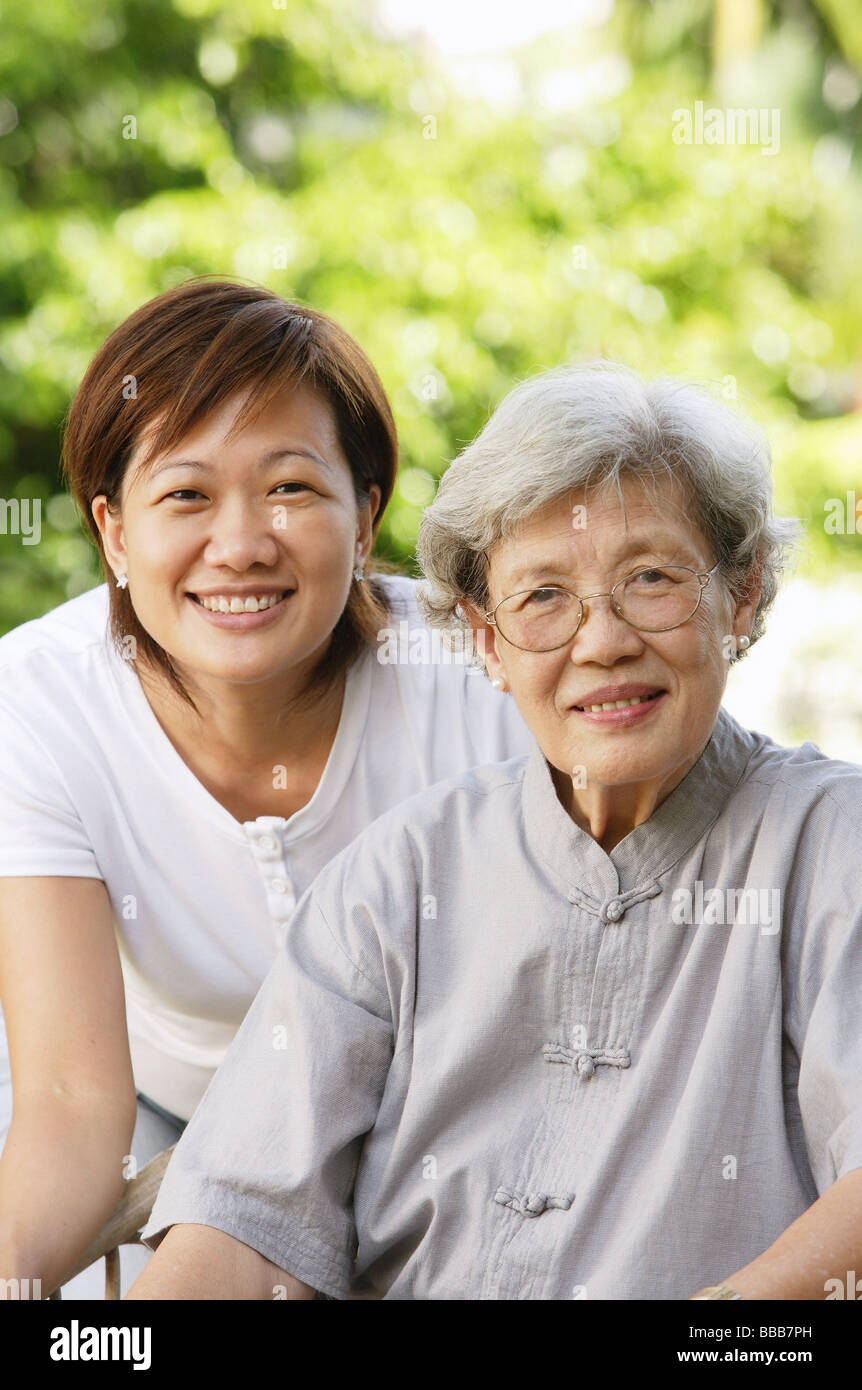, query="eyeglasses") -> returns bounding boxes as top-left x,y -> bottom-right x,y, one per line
484,563 -> 721,653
